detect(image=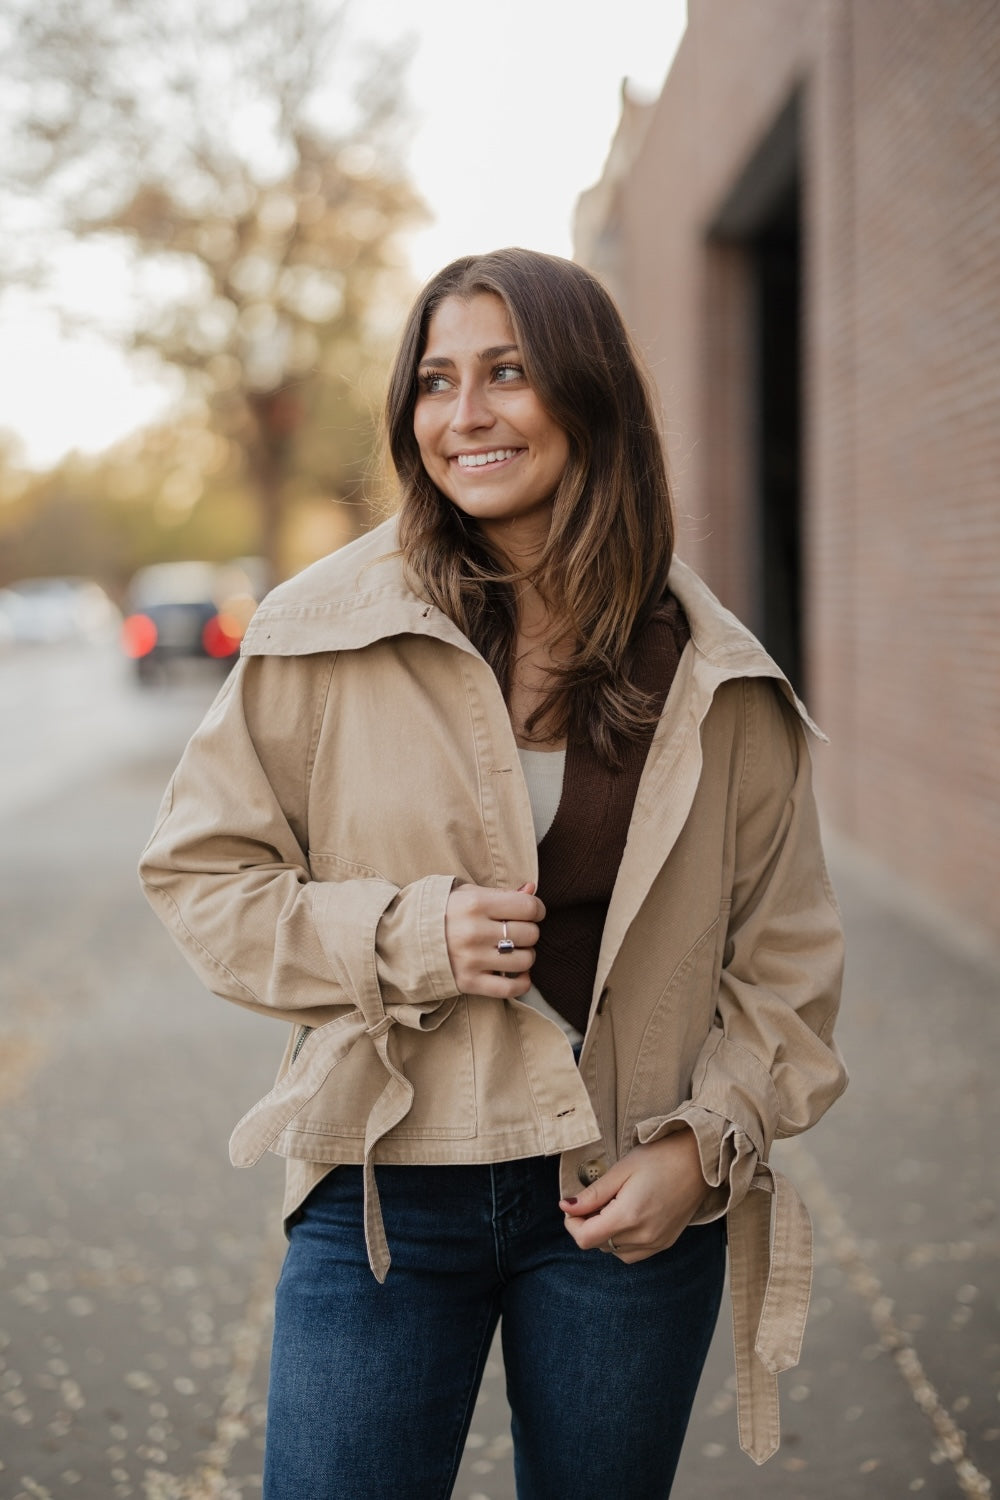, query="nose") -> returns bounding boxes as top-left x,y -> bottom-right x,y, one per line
450,379 -> 495,434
